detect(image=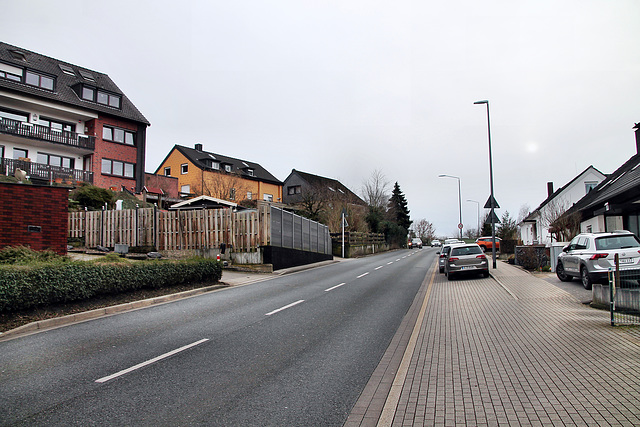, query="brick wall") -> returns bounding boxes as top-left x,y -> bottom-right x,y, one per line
86,117 -> 139,191
0,182 -> 69,255
145,173 -> 179,198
